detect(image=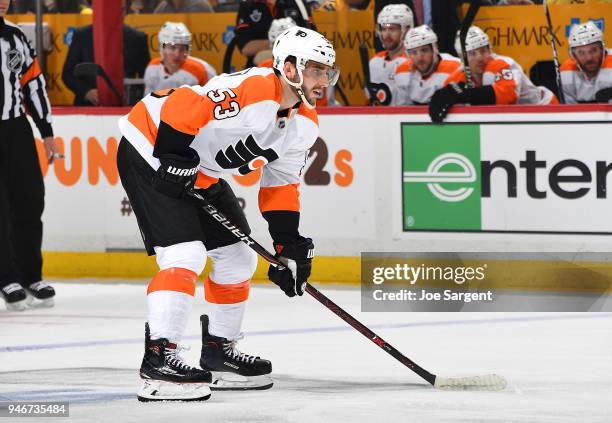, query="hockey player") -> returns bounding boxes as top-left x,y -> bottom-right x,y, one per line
429,26 -> 558,123
366,4 -> 413,105
395,25 -> 461,105
144,22 -> 217,96
117,27 -> 338,401
560,21 -> 612,103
